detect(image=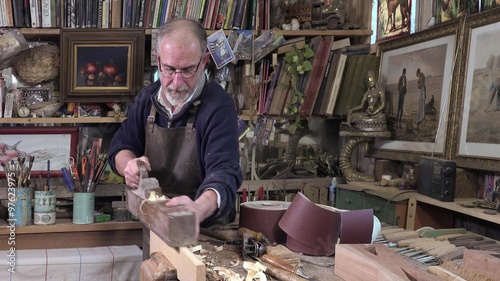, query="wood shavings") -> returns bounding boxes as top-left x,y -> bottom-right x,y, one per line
148,191 -> 169,202
243,261 -> 267,281
213,266 -> 244,281
230,259 -> 240,267
190,245 -> 203,253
